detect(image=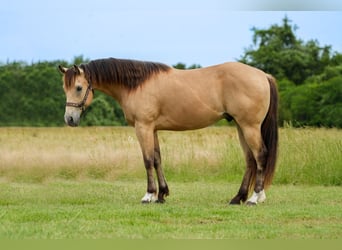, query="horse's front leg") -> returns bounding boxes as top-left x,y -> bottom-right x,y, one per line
135,123 -> 158,203
154,132 -> 169,203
